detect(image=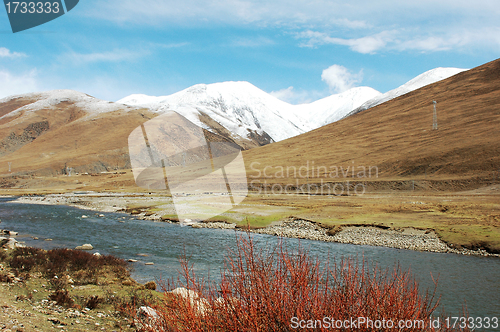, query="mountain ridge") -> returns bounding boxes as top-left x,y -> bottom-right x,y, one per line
118,67 -> 466,142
